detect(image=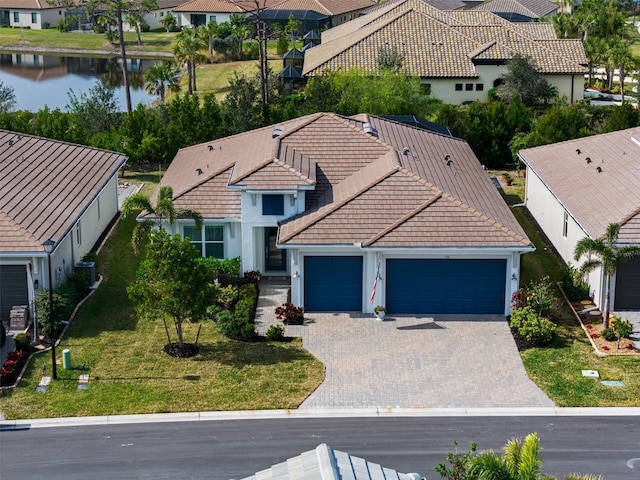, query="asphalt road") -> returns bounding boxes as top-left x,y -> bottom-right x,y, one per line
1,415 -> 639,479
